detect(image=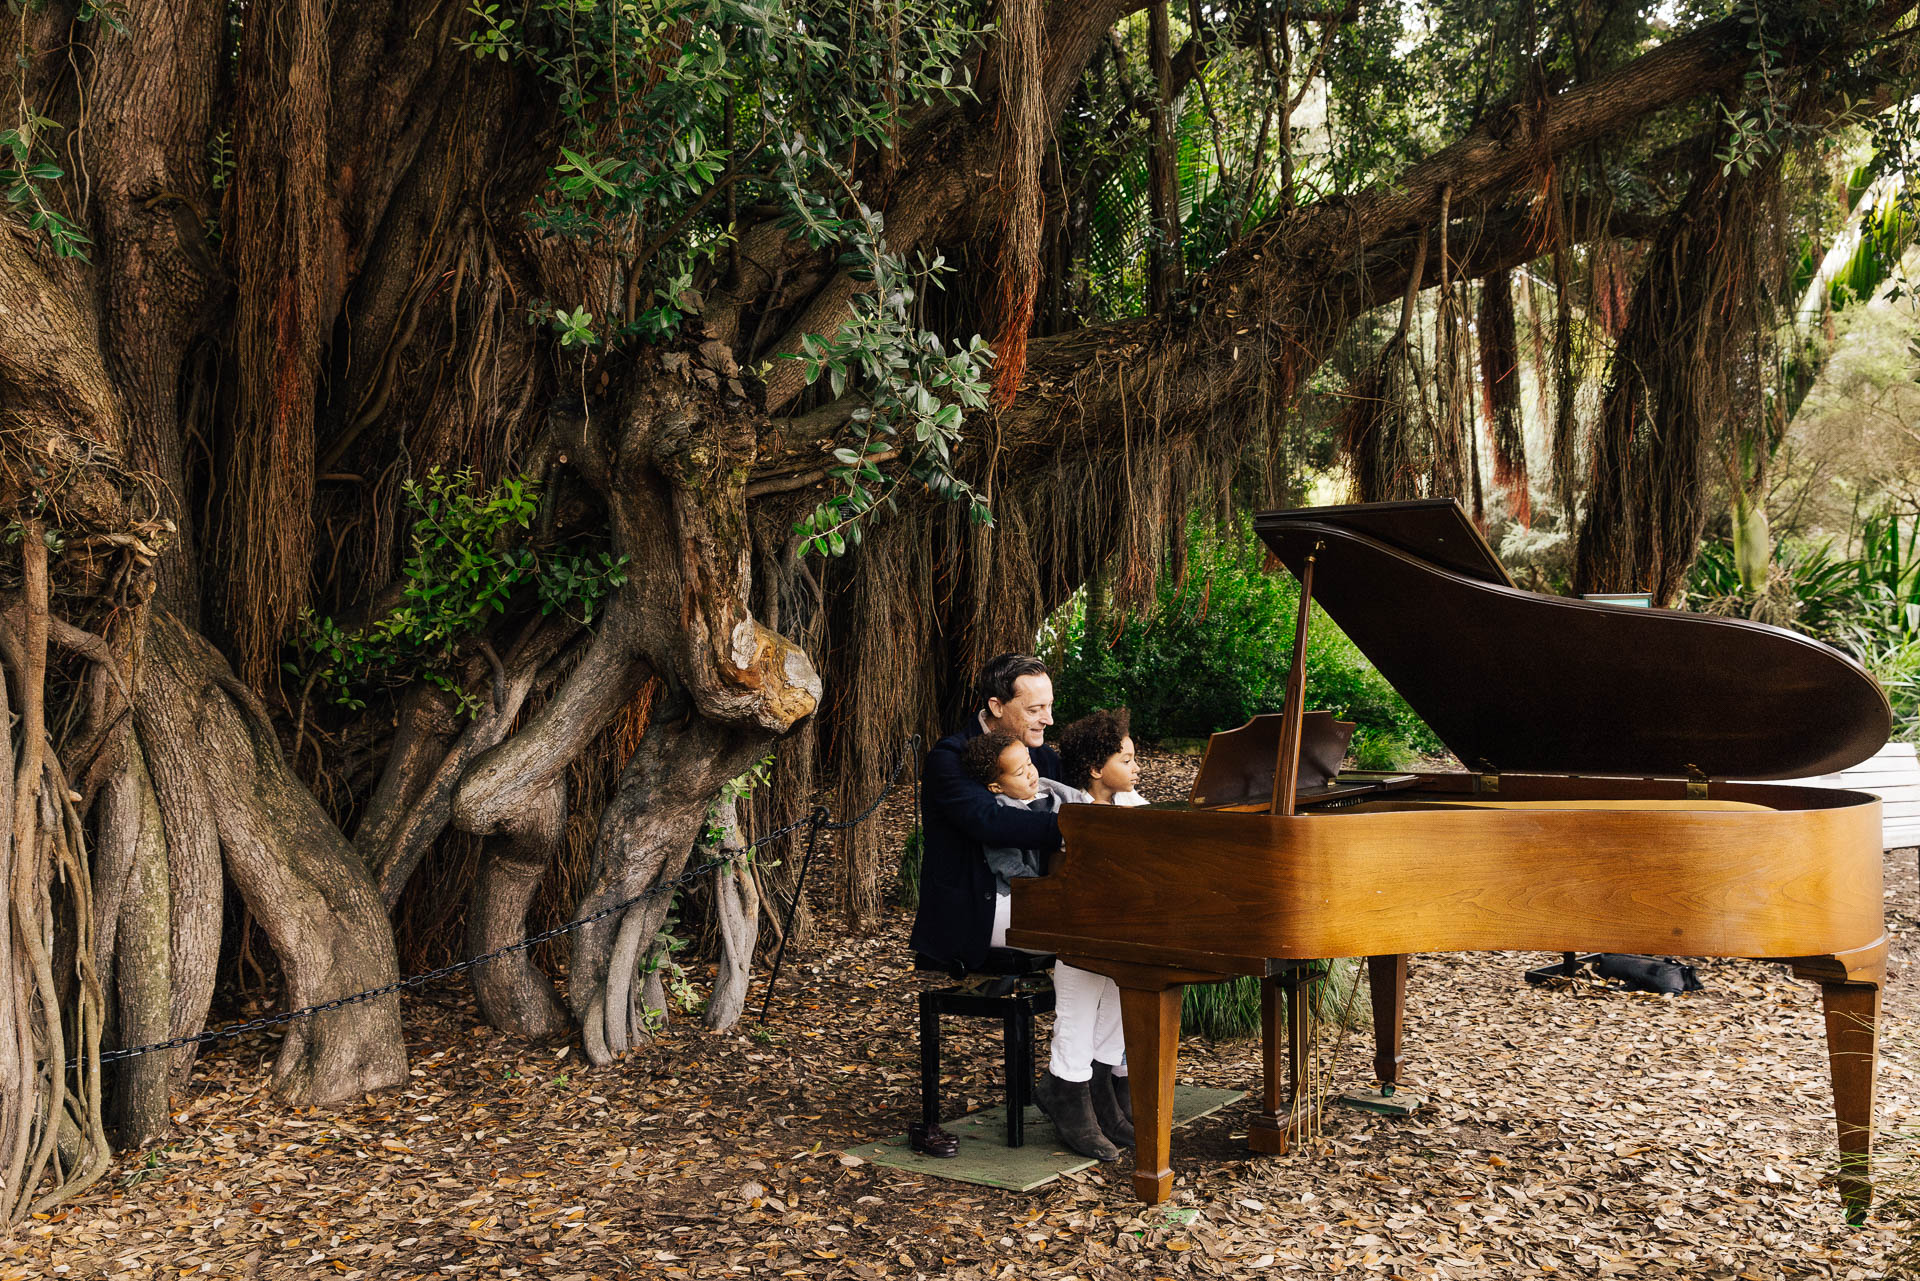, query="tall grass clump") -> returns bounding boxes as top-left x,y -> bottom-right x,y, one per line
1181,960 -> 1372,1041
1048,518 -> 1442,767
896,825 -> 924,910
